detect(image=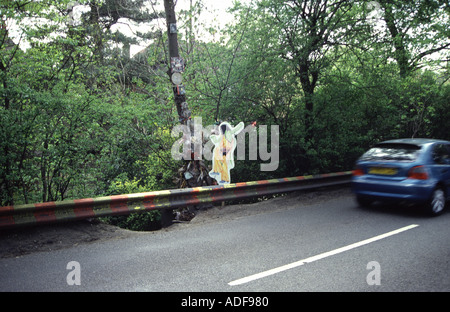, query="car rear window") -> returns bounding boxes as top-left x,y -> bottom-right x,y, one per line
360,143 -> 421,162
